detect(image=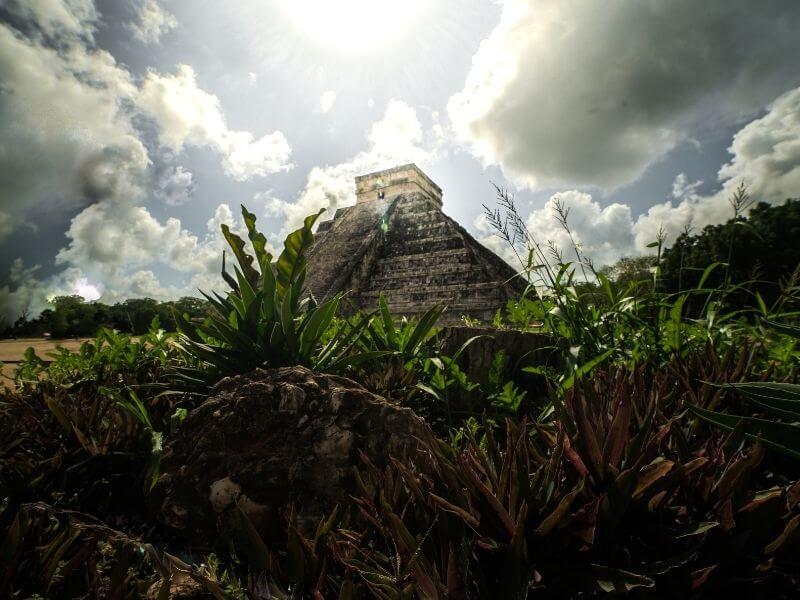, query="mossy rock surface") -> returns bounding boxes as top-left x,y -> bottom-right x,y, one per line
150,366 -> 428,545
